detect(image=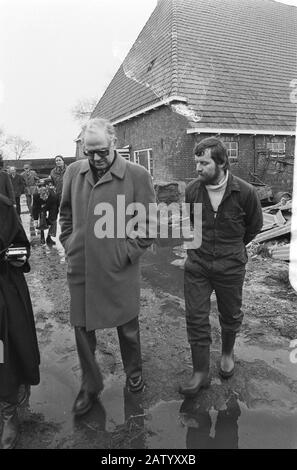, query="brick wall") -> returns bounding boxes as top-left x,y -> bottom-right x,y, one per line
114,105 -> 196,182
257,136 -> 295,195
196,134 -> 295,195
75,111 -> 295,194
